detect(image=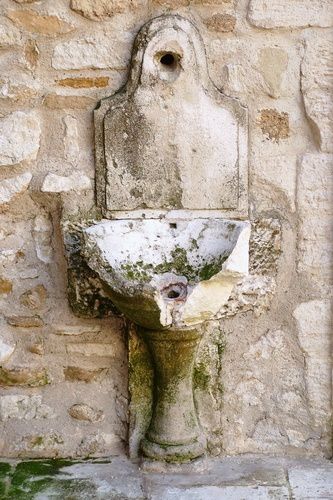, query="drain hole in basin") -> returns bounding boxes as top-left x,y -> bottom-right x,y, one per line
162,283 -> 187,302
